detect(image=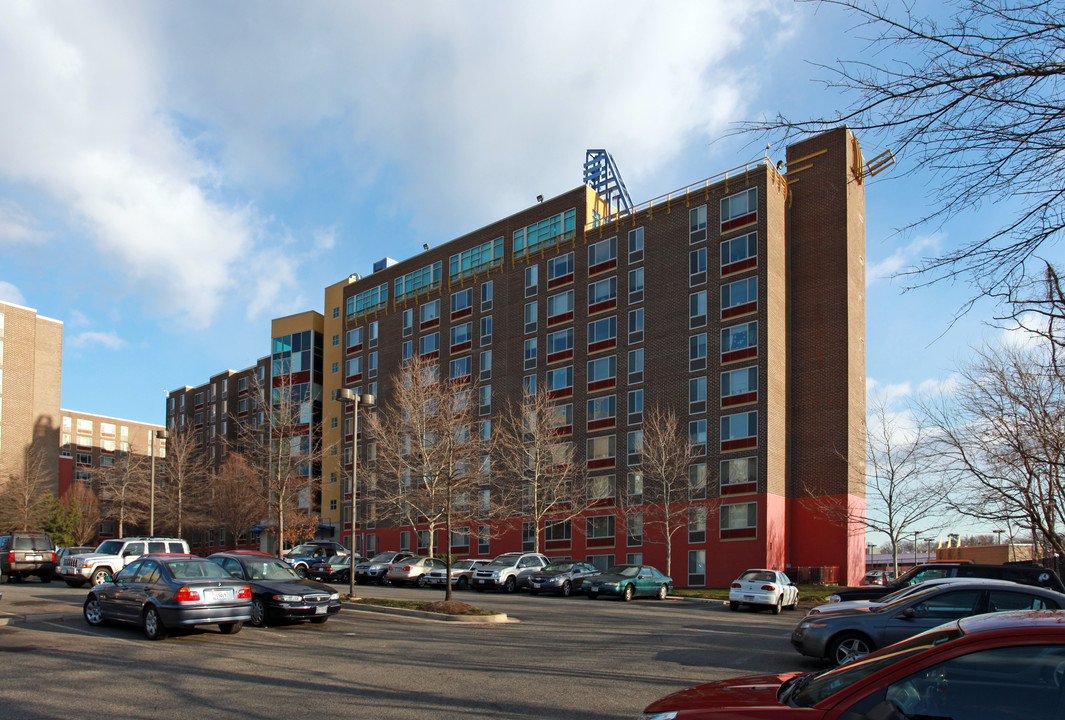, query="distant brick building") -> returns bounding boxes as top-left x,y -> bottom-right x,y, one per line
320,127 -> 867,587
